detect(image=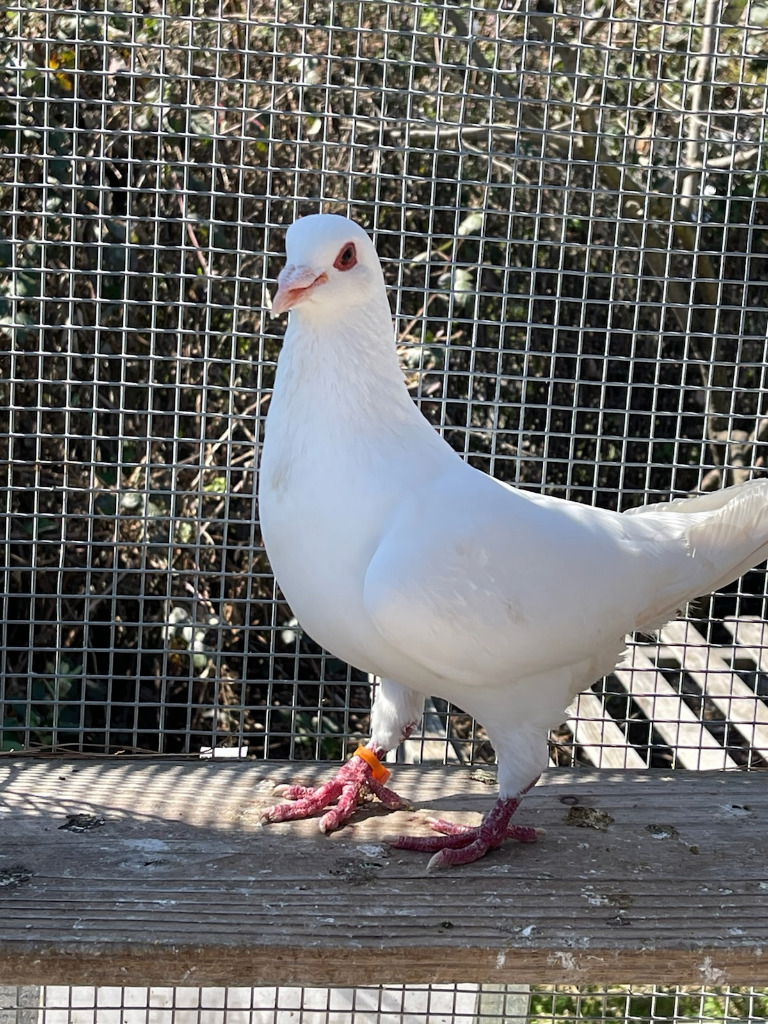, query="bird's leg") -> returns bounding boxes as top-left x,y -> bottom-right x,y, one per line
390,777 -> 540,870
